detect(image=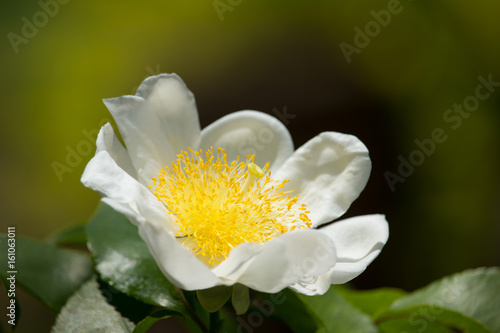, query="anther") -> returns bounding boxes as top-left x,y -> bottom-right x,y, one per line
241,162 -> 264,194
247,162 -> 265,178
